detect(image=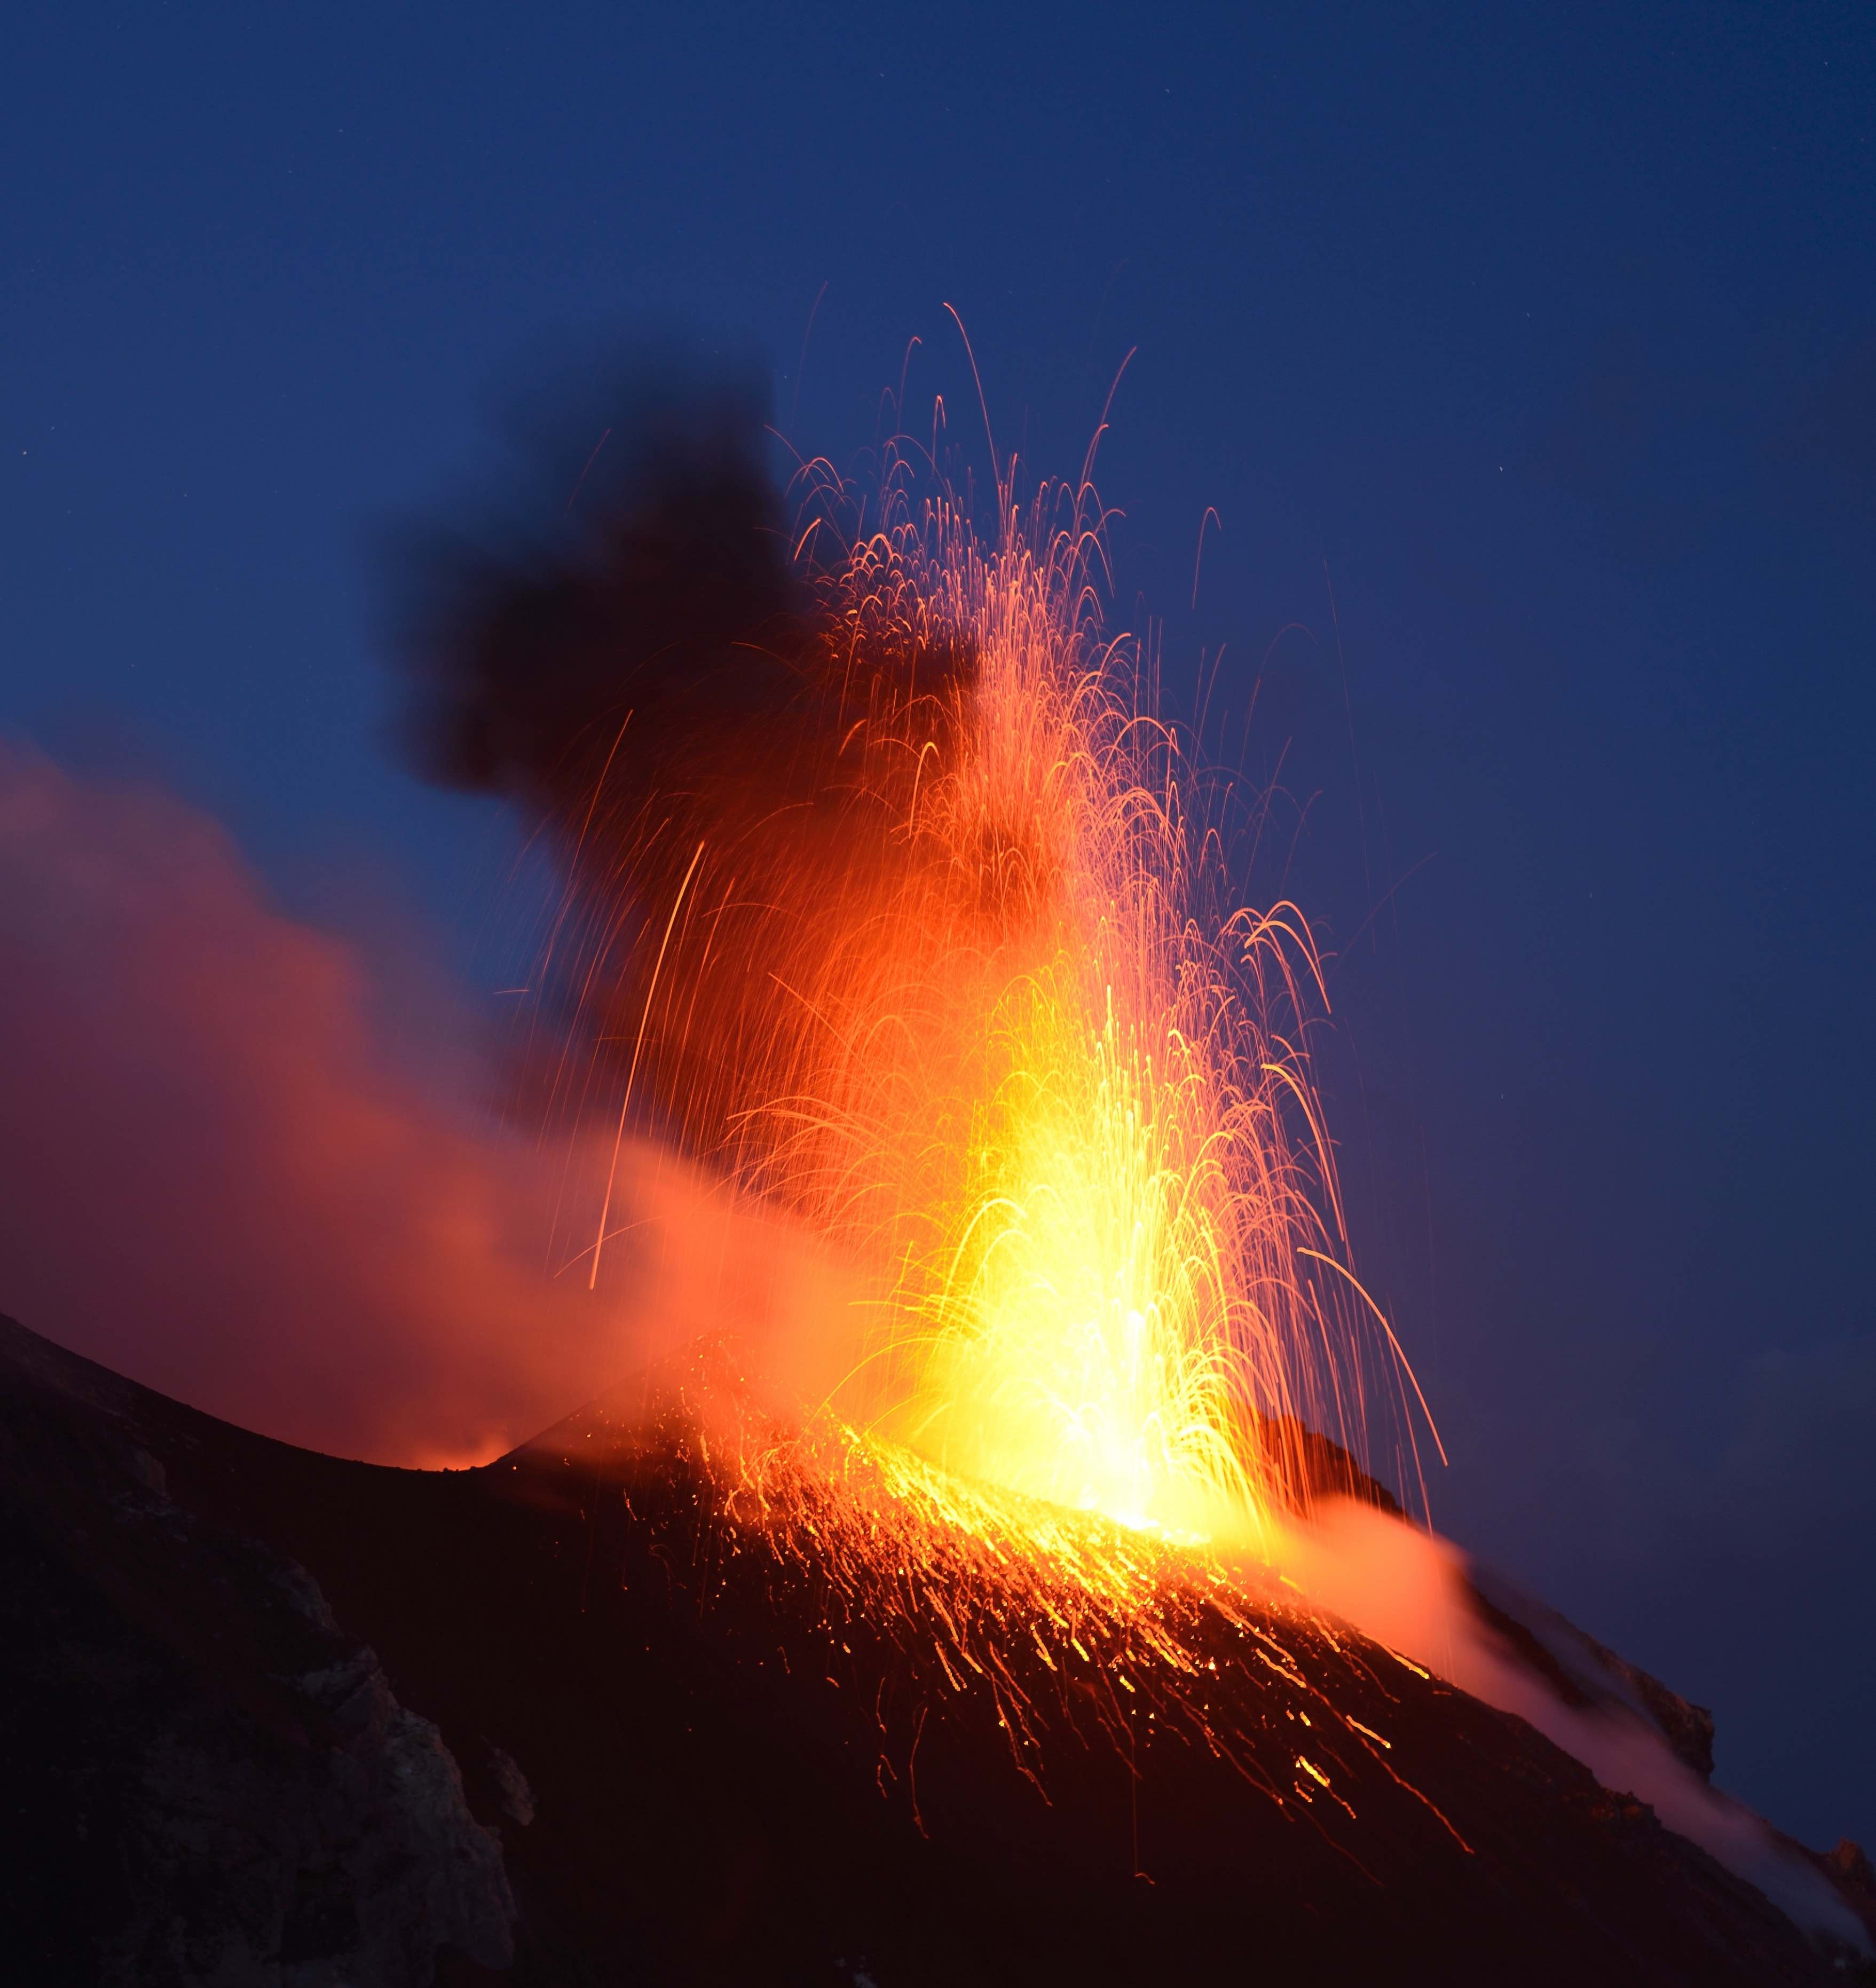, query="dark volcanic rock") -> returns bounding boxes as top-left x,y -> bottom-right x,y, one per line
0,1313 -> 1864,1987
0,1321 -> 512,1987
